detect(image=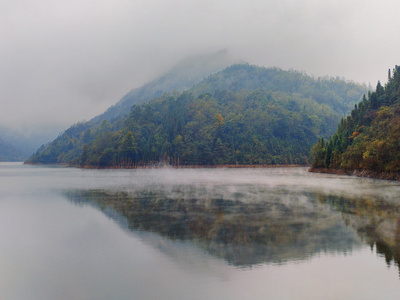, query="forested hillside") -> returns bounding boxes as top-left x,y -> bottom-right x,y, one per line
26,64 -> 366,167
191,64 -> 363,116
311,66 -> 400,174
